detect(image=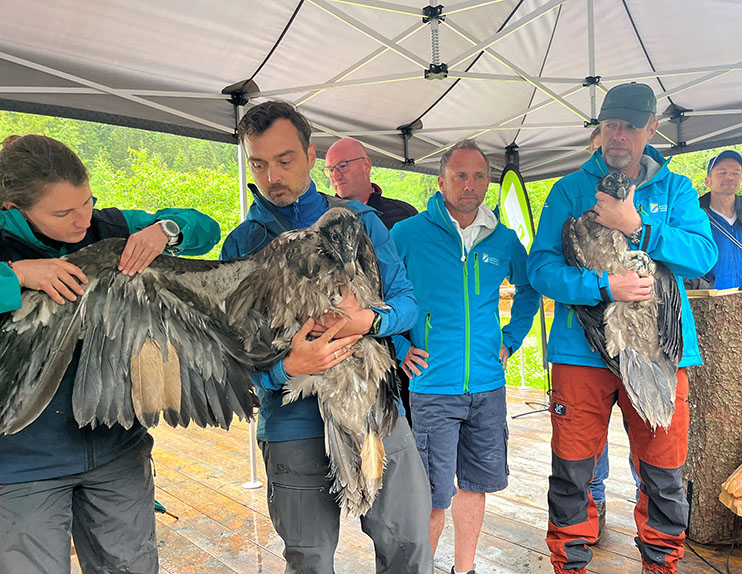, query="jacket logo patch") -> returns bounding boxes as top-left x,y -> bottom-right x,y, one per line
649,203 -> 667,214
482,254 -> 500,265
552,402 -> 567,416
